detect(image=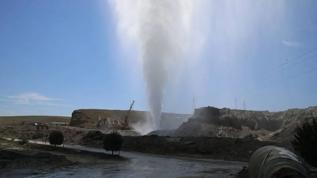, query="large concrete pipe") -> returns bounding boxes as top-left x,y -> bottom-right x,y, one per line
249,146 -> 309,178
